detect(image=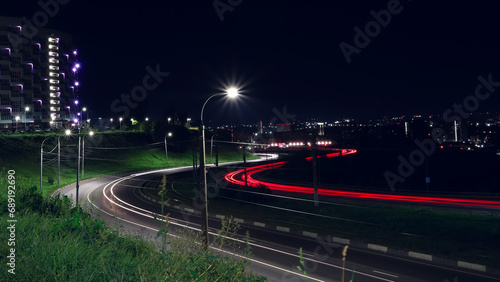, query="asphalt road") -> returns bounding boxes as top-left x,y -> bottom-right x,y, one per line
56,162 -> 500,282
